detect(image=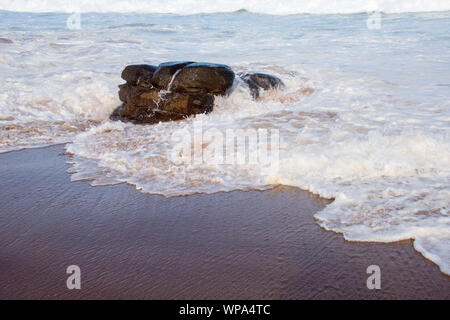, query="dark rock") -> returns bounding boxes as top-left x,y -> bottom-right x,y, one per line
151,61 -> 195,89
121,64 -> 157,85
170,63 -> 235,95
111,105 -> 187,124
118,83 -> 130,102
111,88 -> 214,124
186,93 -> 215,114
239,72 -> 285,99
115,61 -> 220,124
113,62 -> 284,125
118,85 -> 152,107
